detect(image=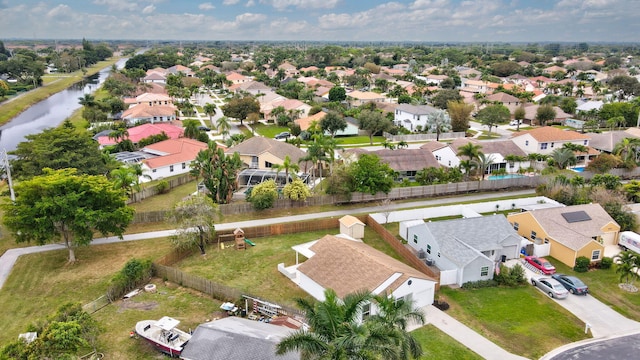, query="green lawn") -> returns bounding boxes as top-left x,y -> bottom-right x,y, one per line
413,325 -> 483,360
254,123 -> 290,138
551,261 -> 640,321
477,131 -> 502,140
335,135 -> 385,145
440,285 -> 589,359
